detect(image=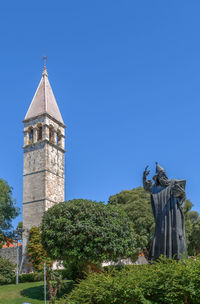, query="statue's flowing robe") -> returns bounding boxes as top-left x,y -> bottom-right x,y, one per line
149,180 -> 187,260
